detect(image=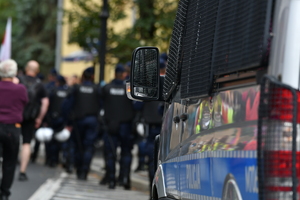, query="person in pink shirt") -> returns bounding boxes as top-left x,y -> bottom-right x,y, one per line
0,59 -> 28,200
